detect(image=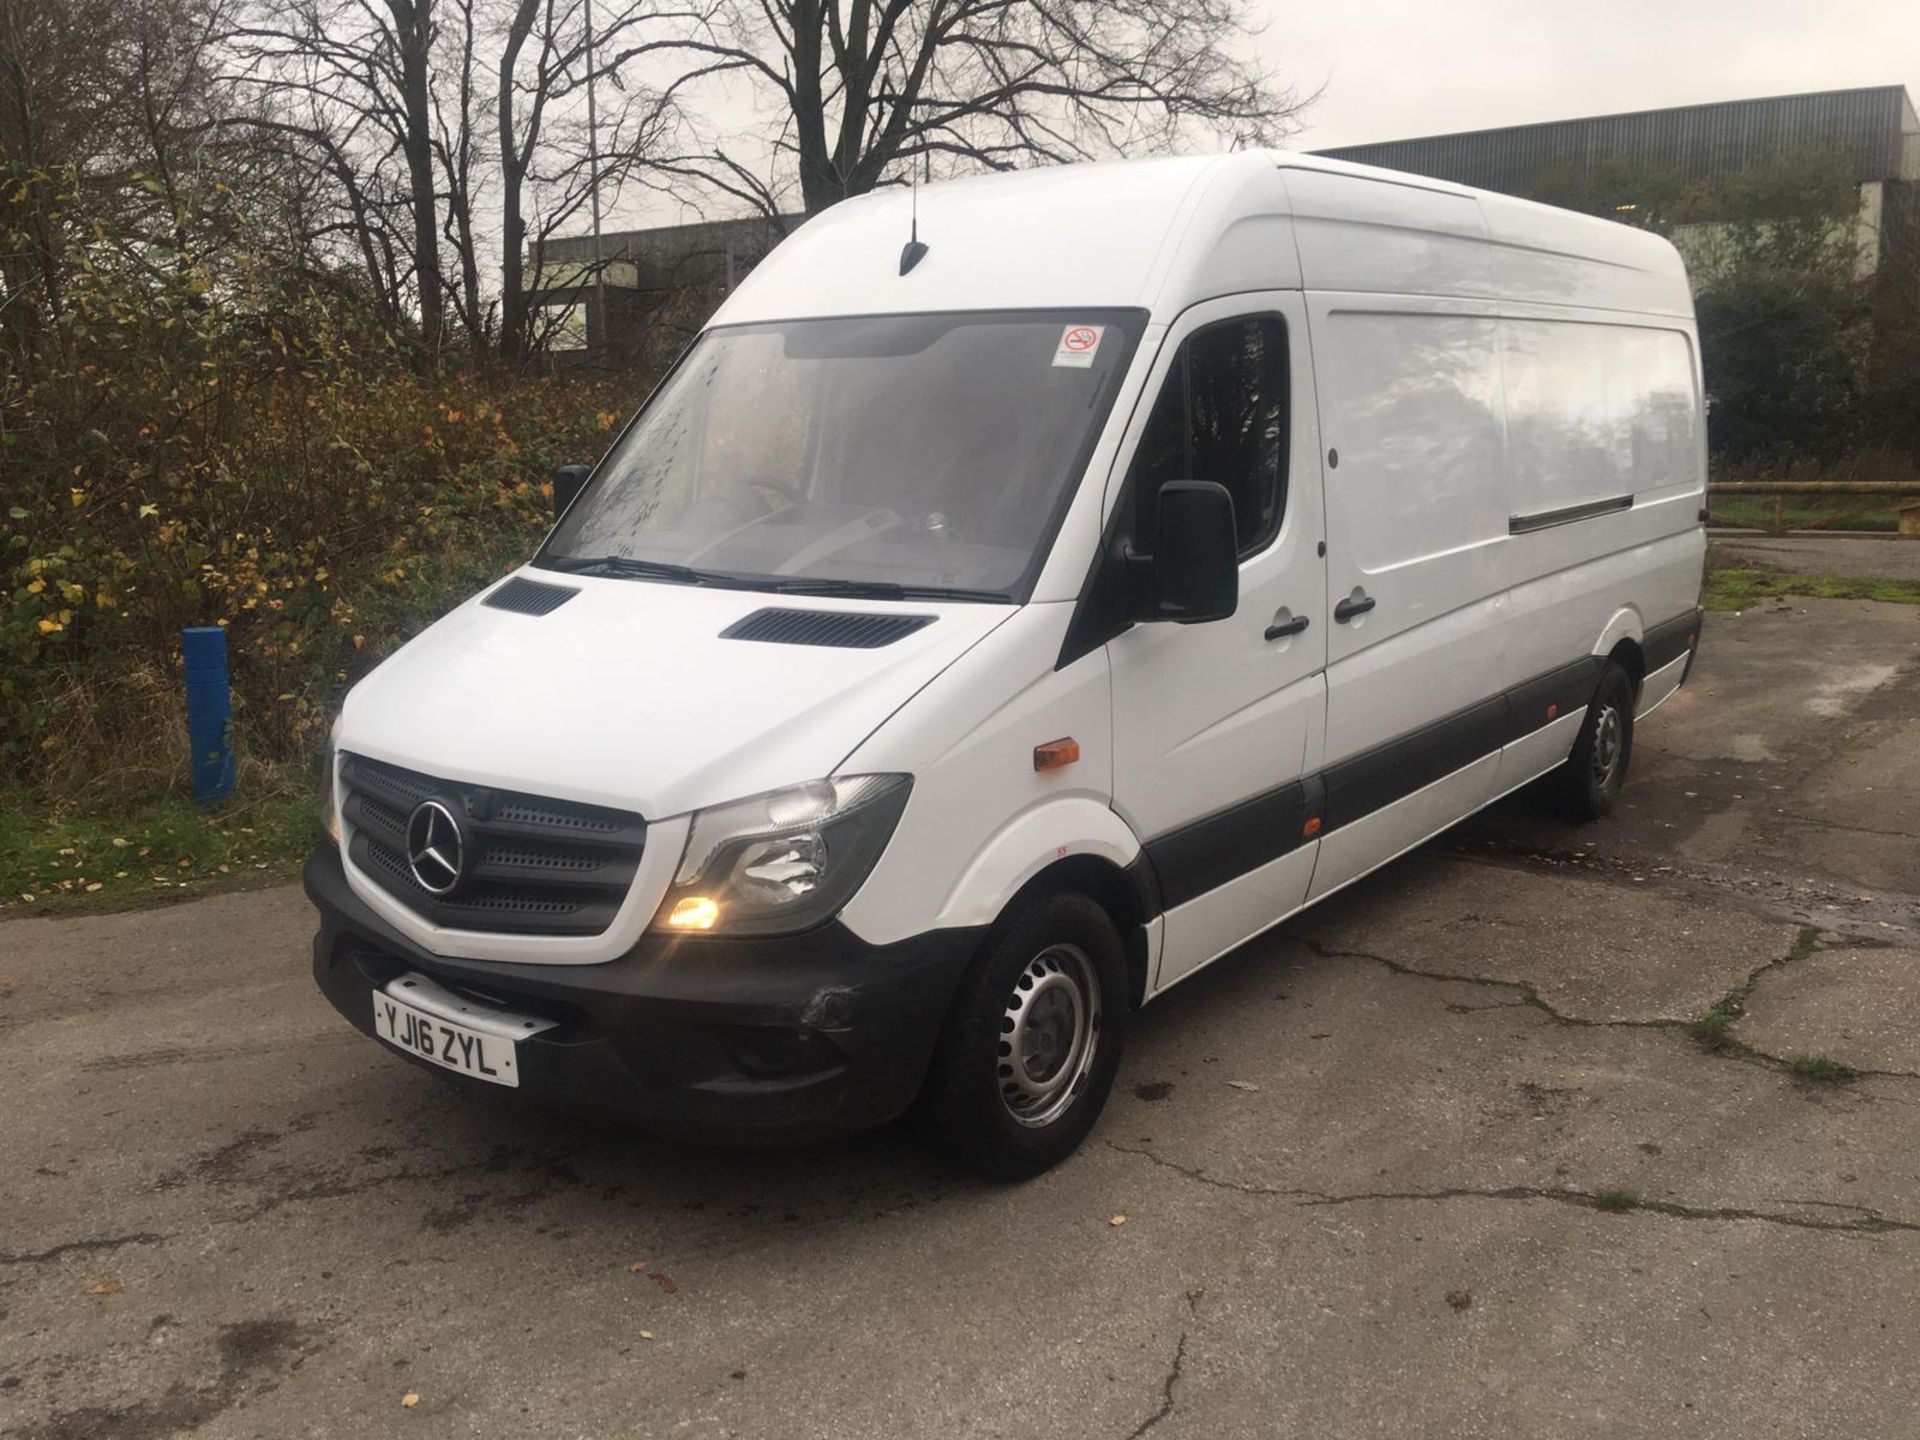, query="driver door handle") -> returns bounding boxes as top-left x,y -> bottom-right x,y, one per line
1264,613 -> 1310,641
1333,594 -> 1377,623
